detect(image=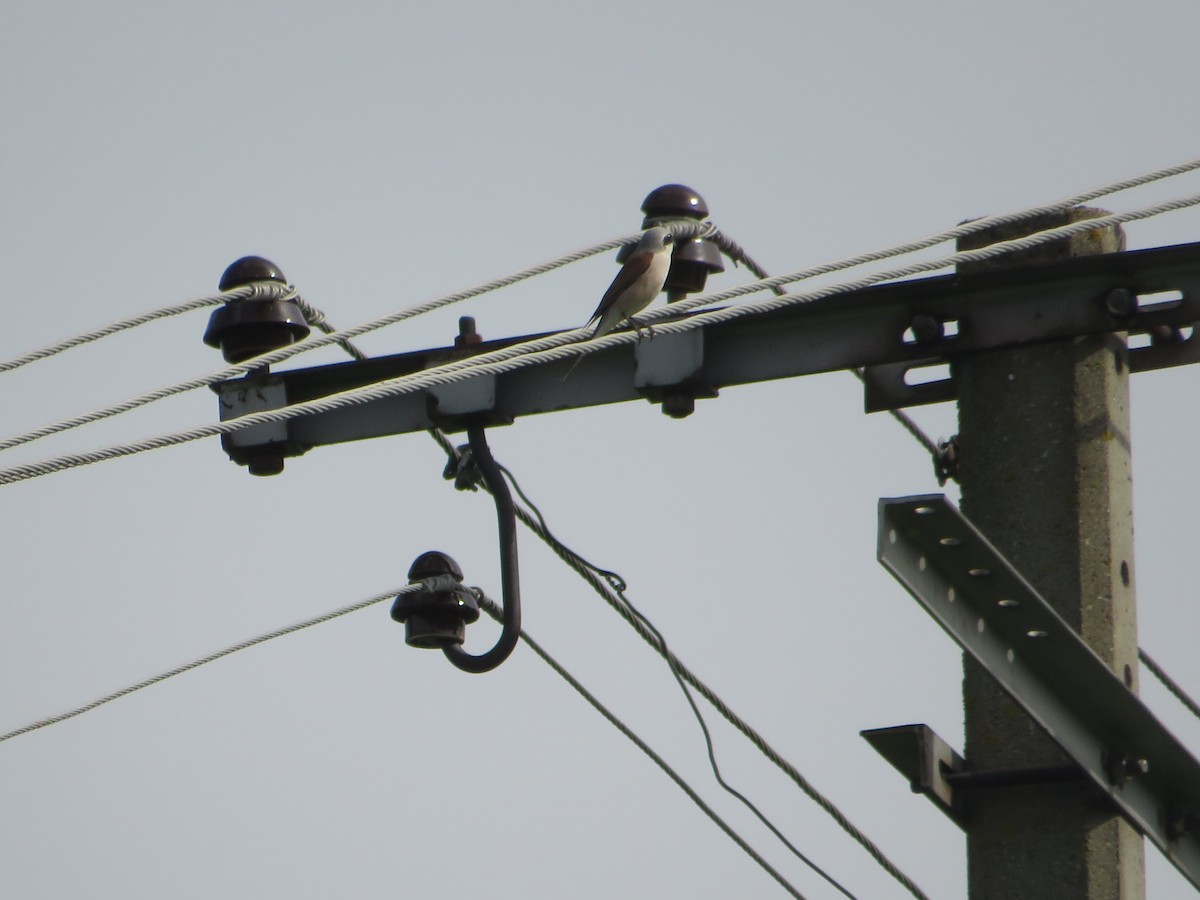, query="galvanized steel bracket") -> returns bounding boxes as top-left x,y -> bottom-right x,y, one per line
877,494 -> 1200,891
